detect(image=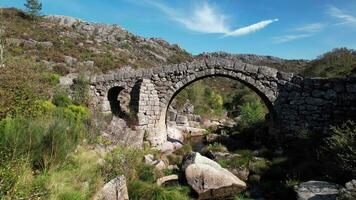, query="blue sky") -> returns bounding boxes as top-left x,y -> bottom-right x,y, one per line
1,0 -> 356,59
